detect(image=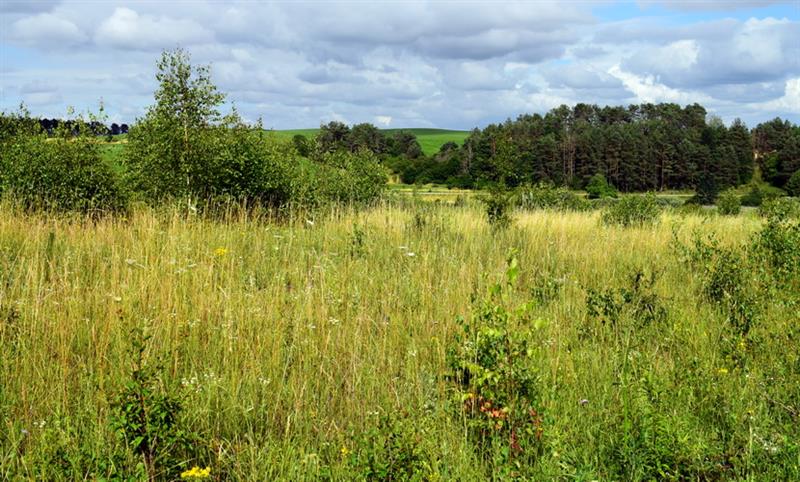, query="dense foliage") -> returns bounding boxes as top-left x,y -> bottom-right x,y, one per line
752,117 -> 800,188
0,110 -> 126,213
0,49 -> 386,213
396,104 -> 763,193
